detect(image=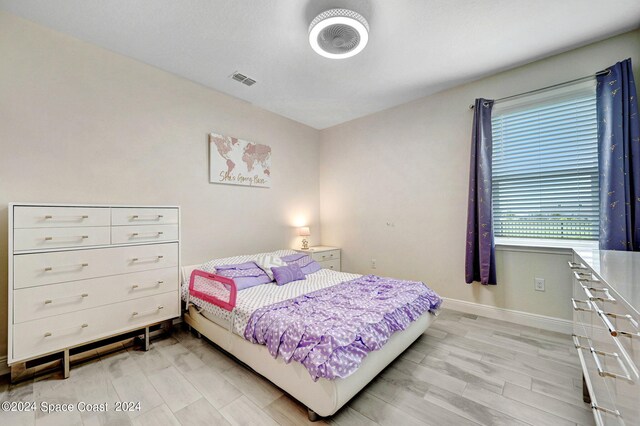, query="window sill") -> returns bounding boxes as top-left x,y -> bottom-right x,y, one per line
495,237 -> 598,254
